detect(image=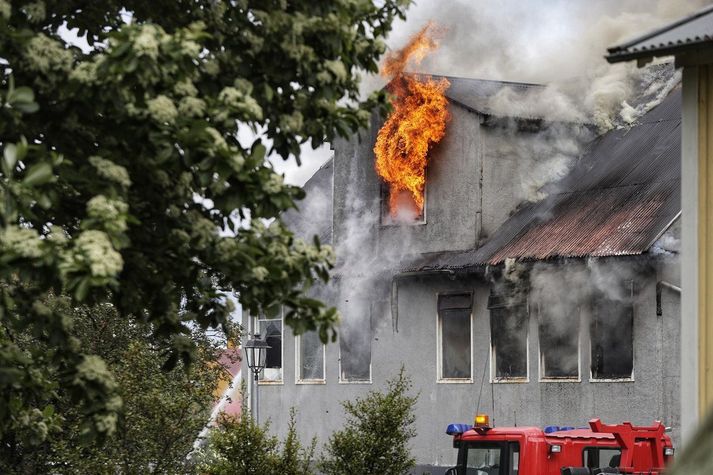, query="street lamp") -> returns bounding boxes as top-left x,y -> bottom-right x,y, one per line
243,333 -> 270,424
